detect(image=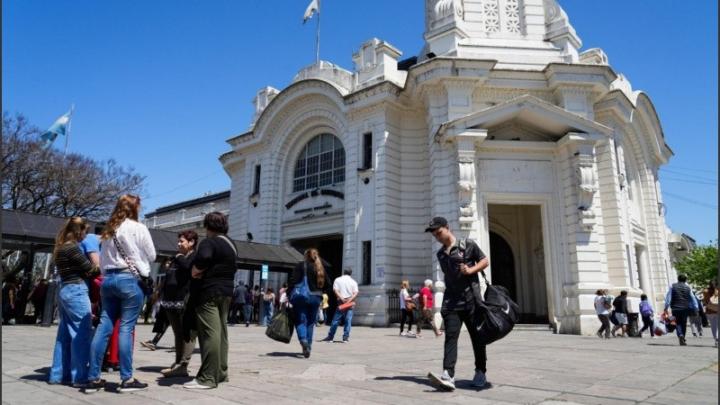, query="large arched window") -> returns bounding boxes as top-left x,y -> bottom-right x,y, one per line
293,133 -> 345,192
